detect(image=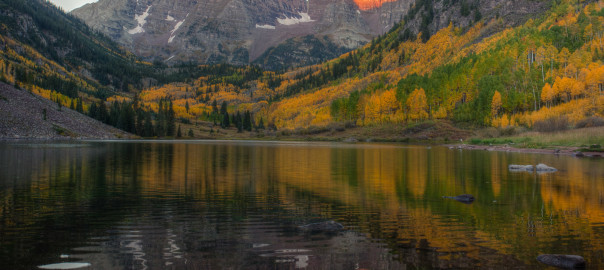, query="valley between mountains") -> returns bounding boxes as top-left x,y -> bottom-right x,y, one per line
0,0 -> 602,149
